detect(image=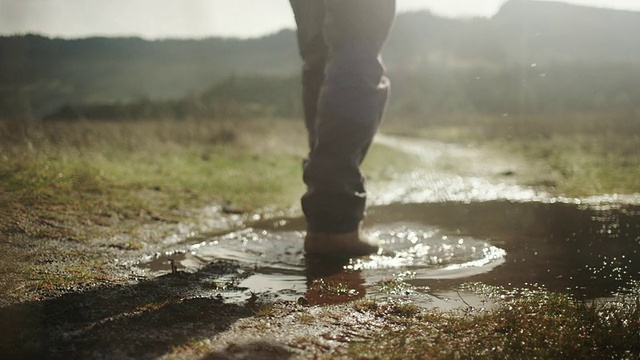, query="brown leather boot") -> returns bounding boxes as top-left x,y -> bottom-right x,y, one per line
304,224 -> 379,257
